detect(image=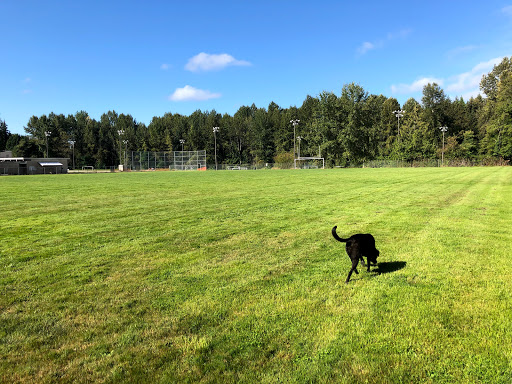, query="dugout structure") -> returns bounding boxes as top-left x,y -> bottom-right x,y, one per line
294,156 -> 325,169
